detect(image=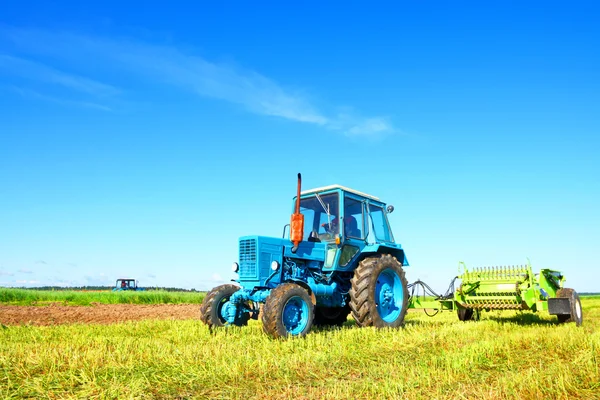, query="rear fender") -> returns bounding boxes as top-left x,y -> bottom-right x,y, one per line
361,244 -> 408,266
